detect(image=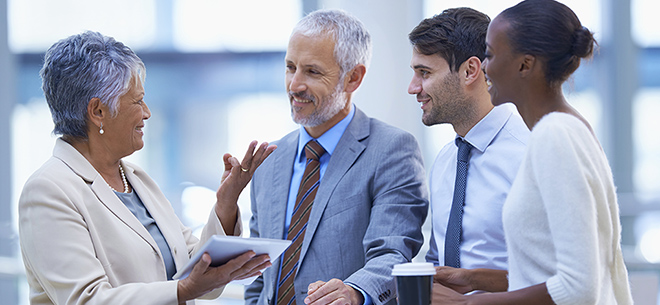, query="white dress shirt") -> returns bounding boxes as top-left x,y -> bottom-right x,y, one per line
426,103 -> 528,270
